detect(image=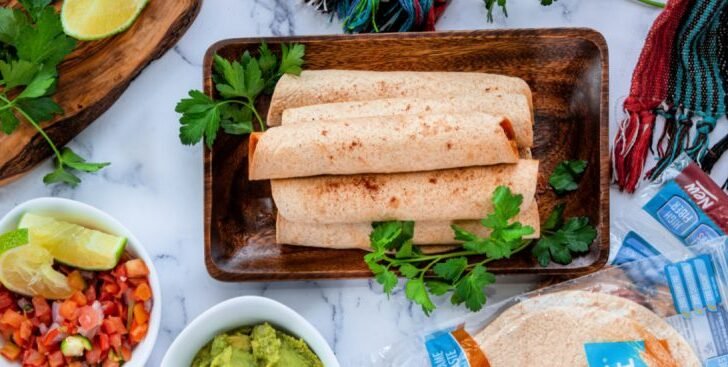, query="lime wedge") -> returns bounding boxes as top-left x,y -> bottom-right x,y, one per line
0,229 -> 29,255
18,213 -> 127,271
61,0 -> 150,41
0,245 -> 74,300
